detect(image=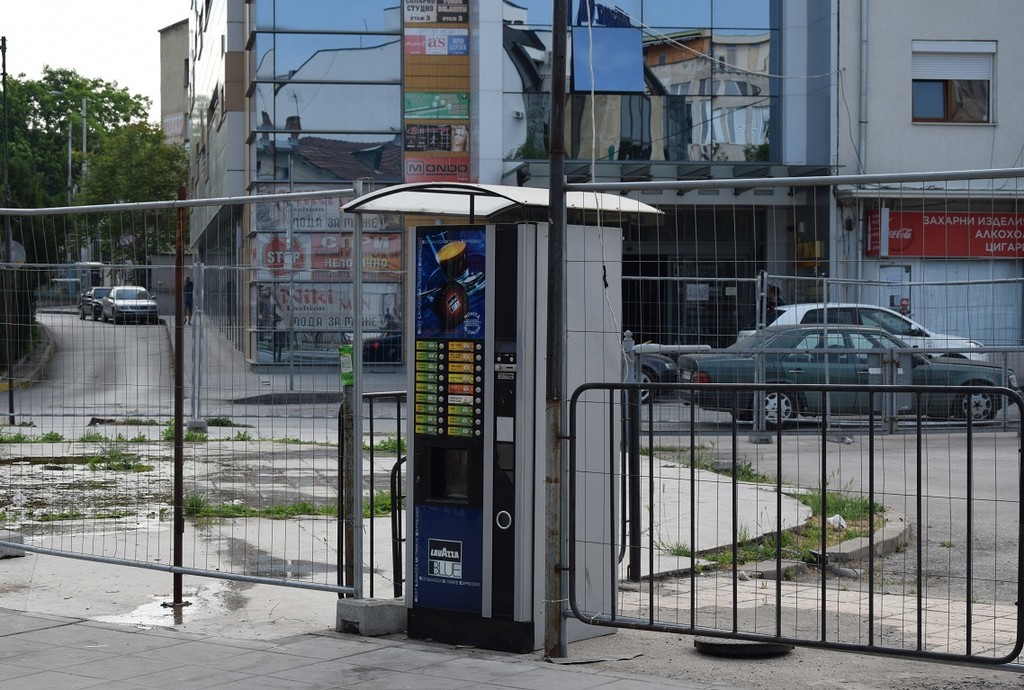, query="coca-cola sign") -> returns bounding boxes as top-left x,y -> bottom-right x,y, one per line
888,225 -> 913,252
866,210 -> 1024,258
